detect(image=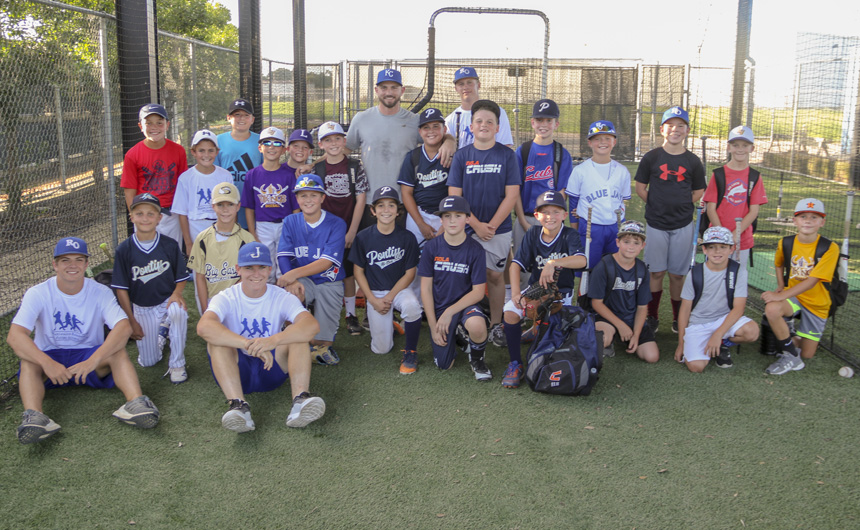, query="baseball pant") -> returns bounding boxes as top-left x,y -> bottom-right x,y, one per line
366,288 -> 422,354
155,211 -> 183,245
255,221 -> 284,283
299,277 -> 344,342
133,299 -> 188,369
405,210 -> 442,304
